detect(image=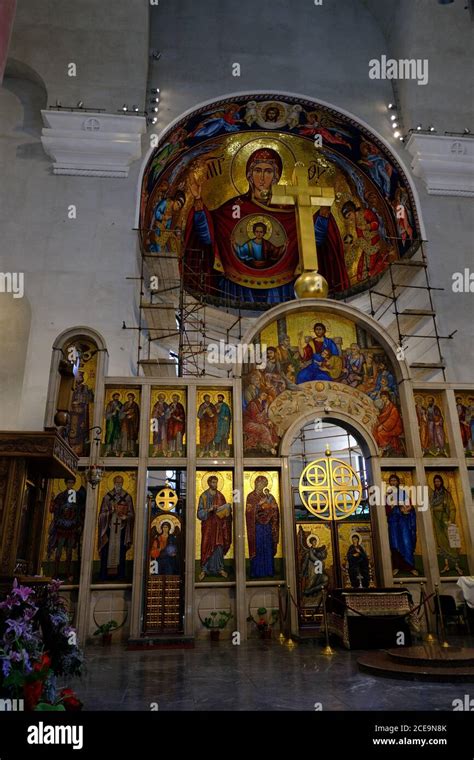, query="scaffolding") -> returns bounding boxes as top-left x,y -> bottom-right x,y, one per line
126,230 -> 453,381
127,232 -> 250,378
365,241 -> 454,381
